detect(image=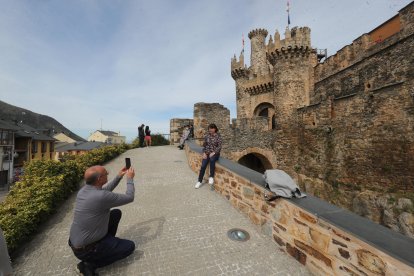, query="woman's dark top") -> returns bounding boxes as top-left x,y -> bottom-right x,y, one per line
145,129 -> 151,136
